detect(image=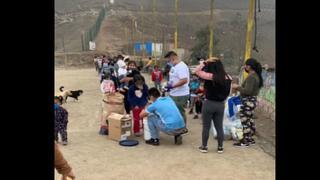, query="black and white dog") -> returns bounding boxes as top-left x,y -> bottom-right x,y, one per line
59,86 -> 84,104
